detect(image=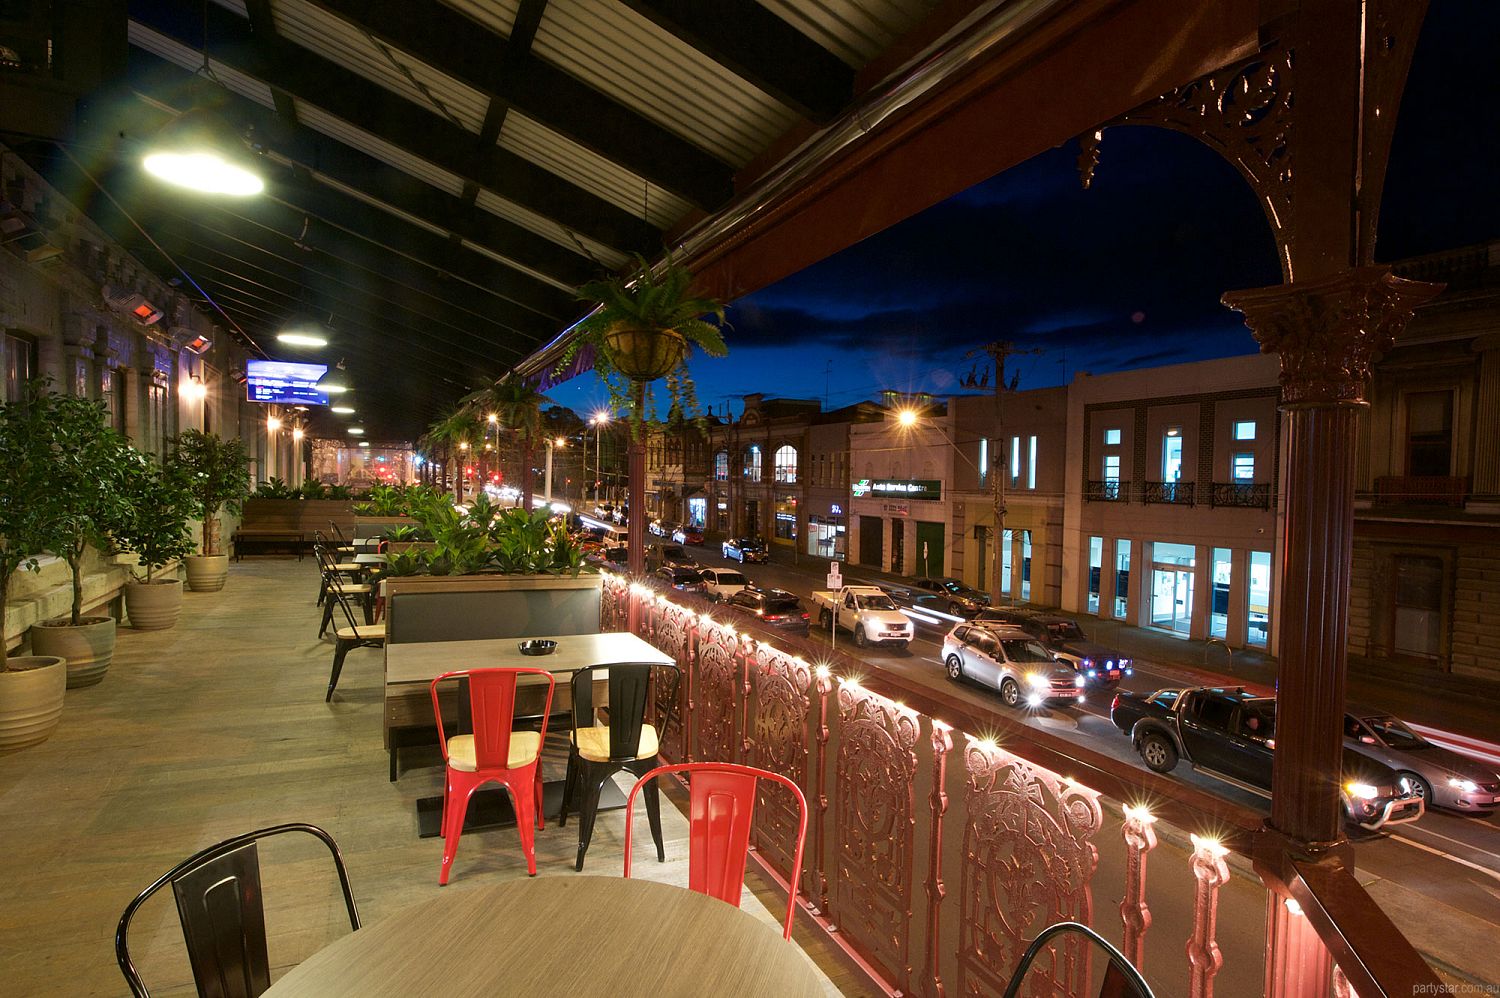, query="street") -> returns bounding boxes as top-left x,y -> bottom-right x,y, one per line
686,542 -> 1500,988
